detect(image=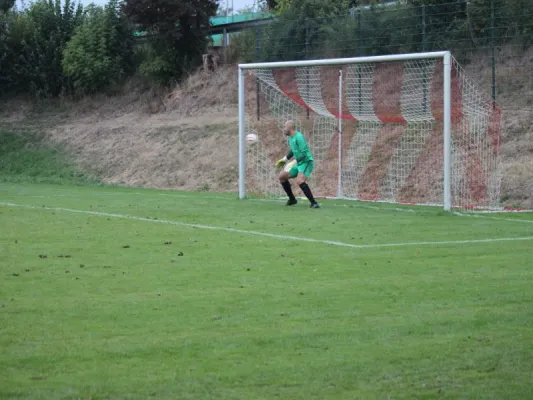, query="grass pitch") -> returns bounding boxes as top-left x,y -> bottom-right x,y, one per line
1,183 -> 533,399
